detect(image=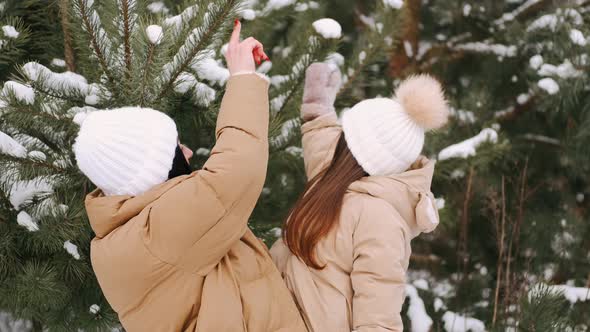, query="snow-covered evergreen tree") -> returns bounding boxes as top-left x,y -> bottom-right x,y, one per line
0,0 -> 400,330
